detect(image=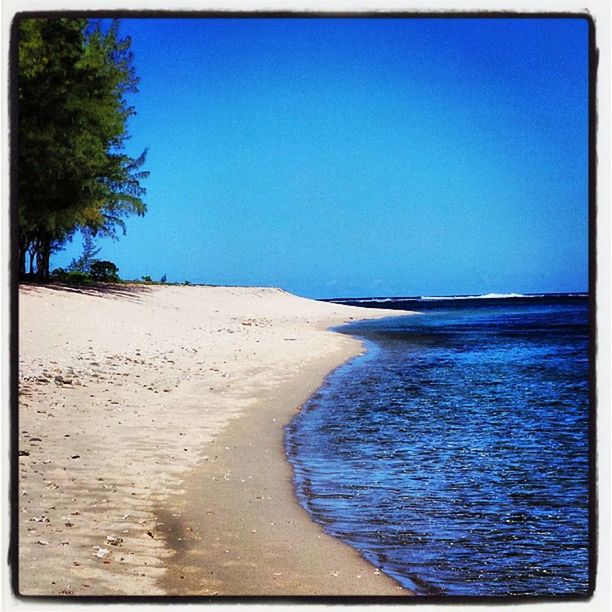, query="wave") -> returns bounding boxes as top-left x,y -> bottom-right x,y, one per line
351,297 -> 395,303
326,292 -> 587,304
327,297 -> 398,304
420,292 -> 528,301
420,293 -> 588,301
